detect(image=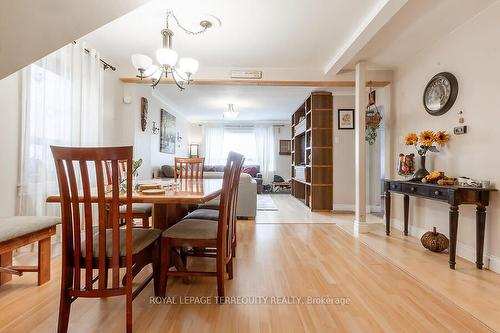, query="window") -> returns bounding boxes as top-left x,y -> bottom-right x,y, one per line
221,128 -> 258,164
